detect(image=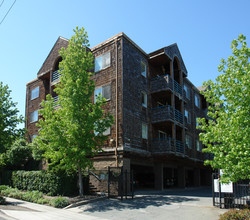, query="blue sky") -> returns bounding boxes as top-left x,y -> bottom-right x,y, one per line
1,0 -> 249,128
